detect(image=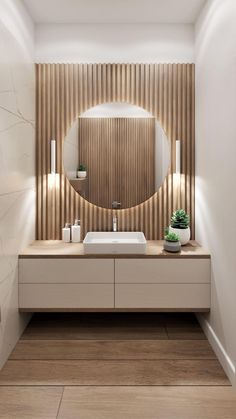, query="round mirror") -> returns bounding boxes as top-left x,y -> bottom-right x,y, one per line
64,102 -> 170,209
